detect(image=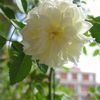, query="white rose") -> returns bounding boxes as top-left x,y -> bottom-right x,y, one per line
22,0 -> 92,67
